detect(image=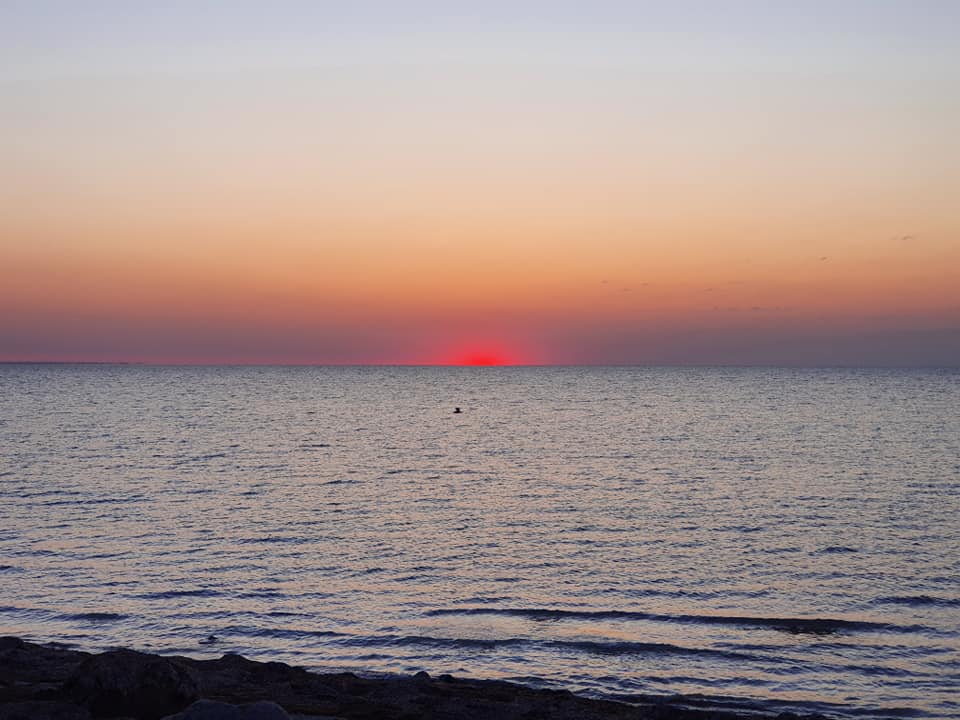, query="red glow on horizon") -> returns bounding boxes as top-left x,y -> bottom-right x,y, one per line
458,351 -> 505,366
429,338 -> 541,366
